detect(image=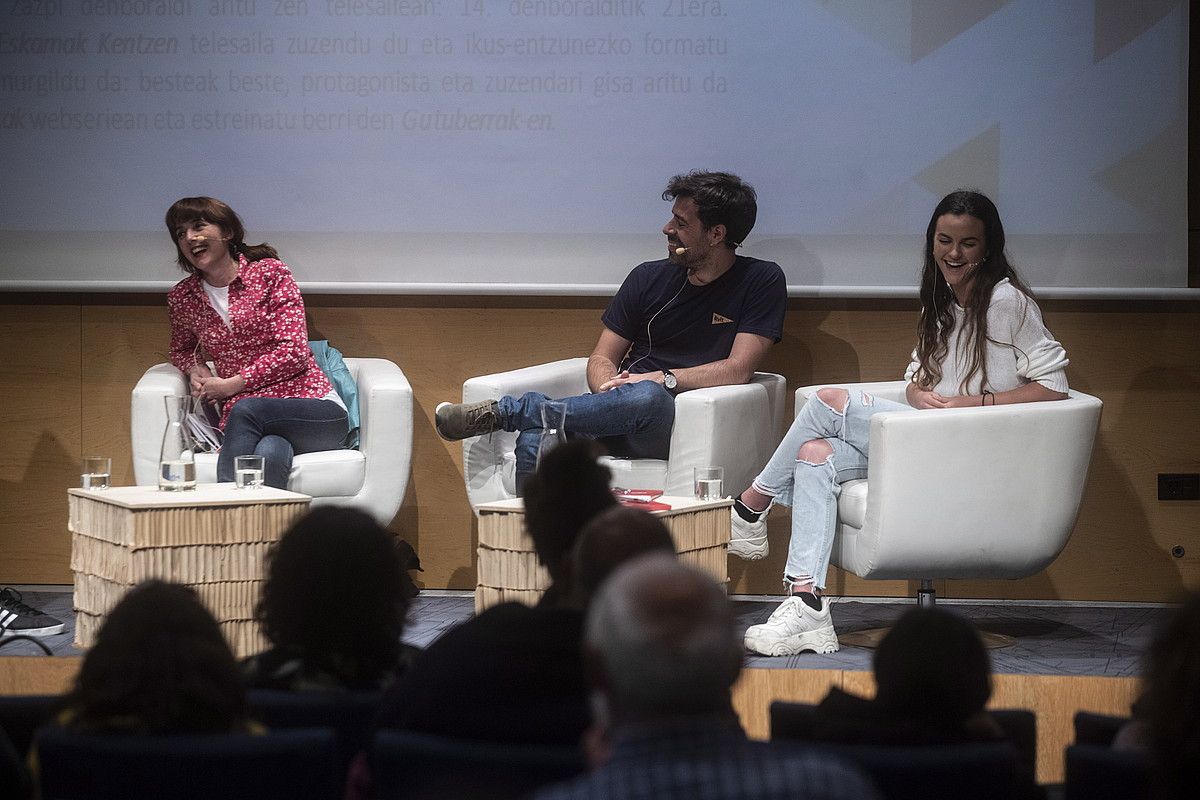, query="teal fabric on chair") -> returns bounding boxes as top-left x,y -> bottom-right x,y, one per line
310,340 -> 360,449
